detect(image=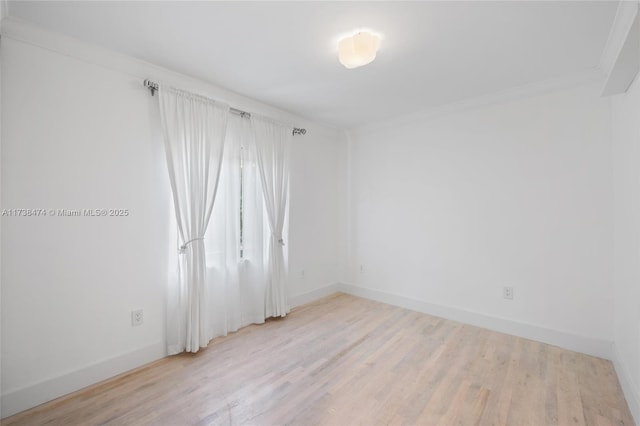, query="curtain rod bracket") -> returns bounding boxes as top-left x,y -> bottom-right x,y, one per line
144,79 -> 158,96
